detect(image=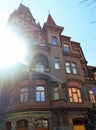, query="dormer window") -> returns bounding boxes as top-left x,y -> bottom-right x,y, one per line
64,44 -> 71,52
52,36 -> 57,45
